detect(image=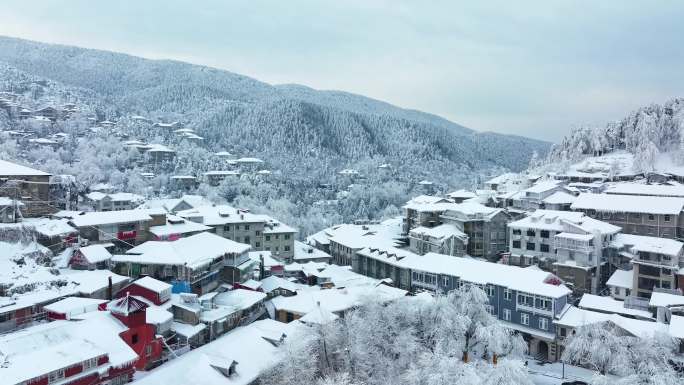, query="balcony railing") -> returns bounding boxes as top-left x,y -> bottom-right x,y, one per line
516,303 -> 553,317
